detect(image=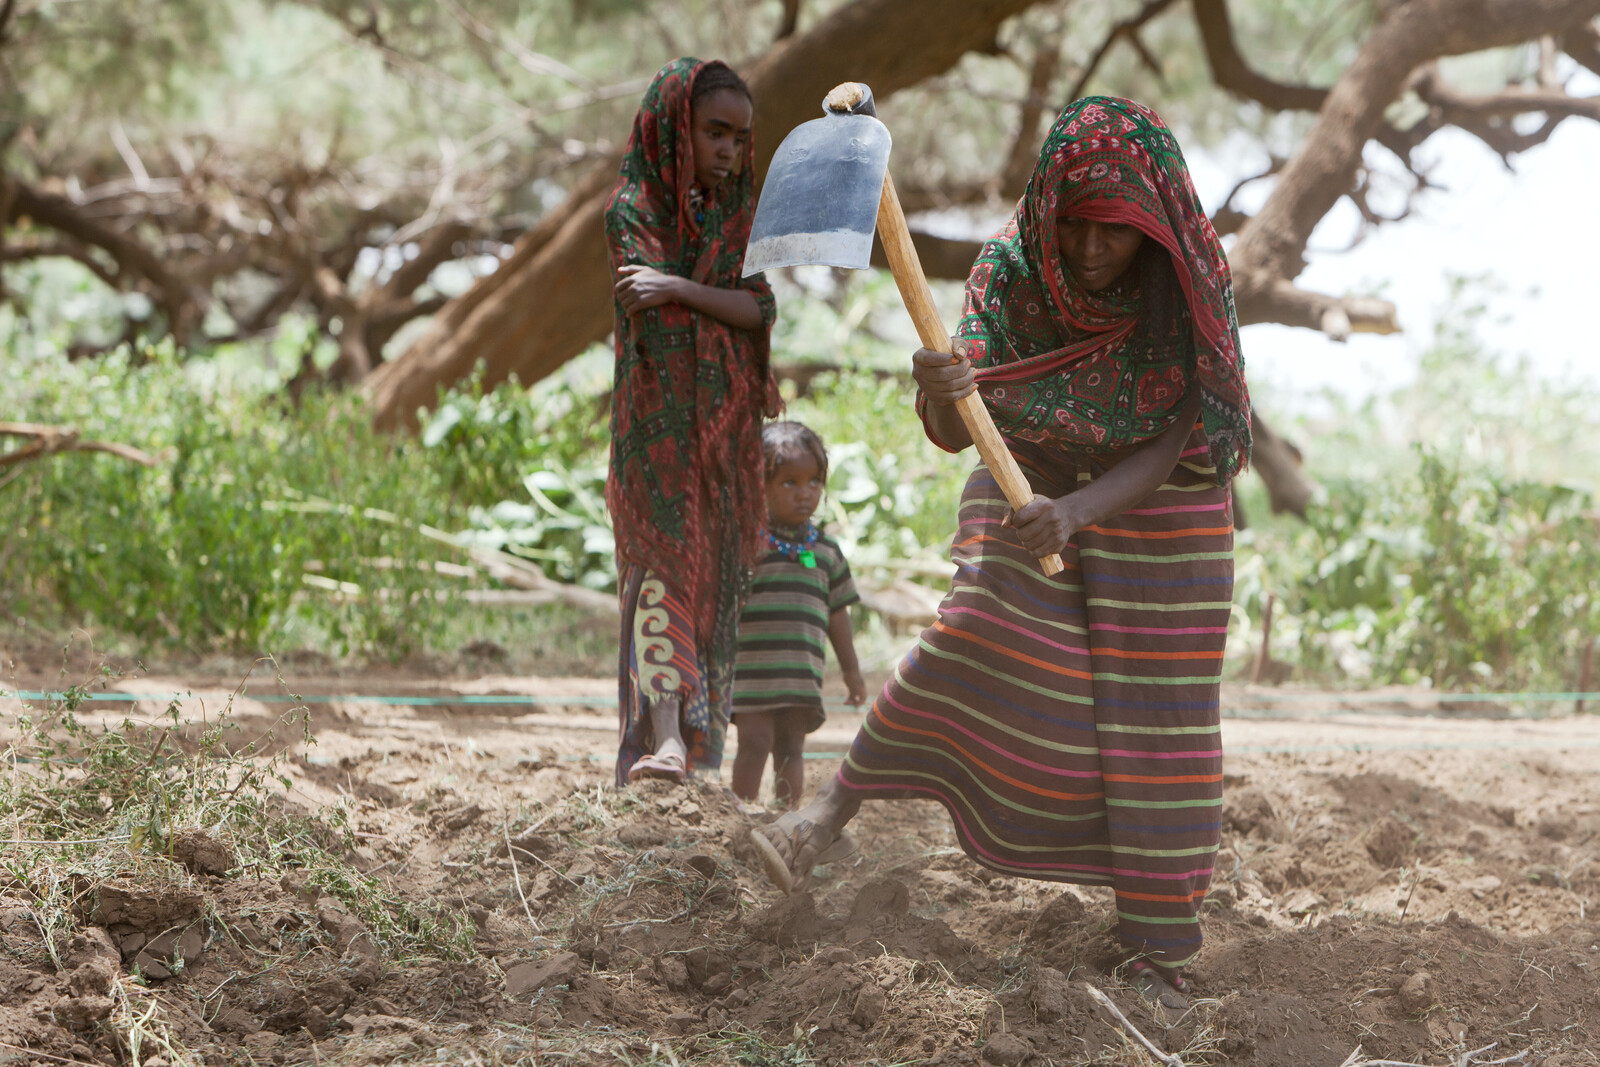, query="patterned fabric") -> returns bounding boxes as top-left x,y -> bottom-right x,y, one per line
732,527 -> 859,729
837,428 -> 1232,969
605,58 -> 776,779
616,565 -> 732,782
944,96 -> 1251,485
604,56 -> 778,652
